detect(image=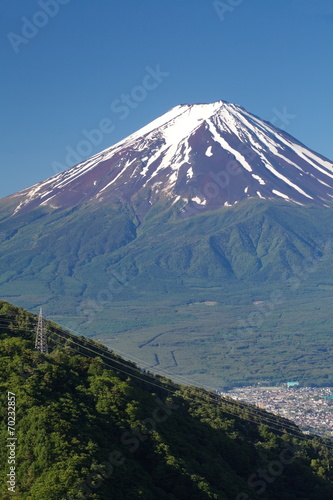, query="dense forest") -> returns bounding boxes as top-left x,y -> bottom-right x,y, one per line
1,300 -> 333,499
